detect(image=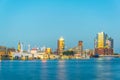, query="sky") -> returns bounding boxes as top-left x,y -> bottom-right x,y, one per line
0,0 -> 120,52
